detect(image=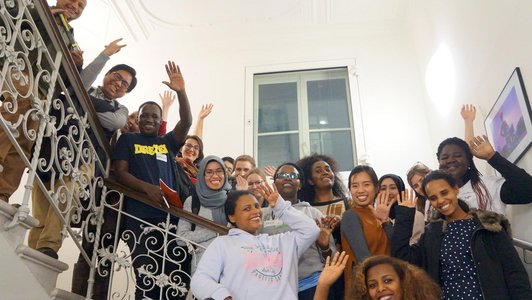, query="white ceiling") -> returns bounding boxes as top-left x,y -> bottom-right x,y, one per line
71,0 -> 407,42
